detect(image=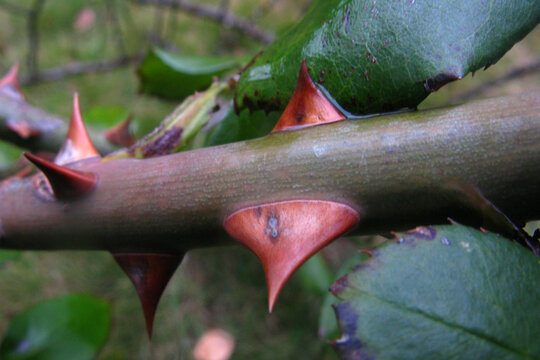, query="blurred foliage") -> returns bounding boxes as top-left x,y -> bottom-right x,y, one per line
0,251 -> 20,266
0,294 -> 110,360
